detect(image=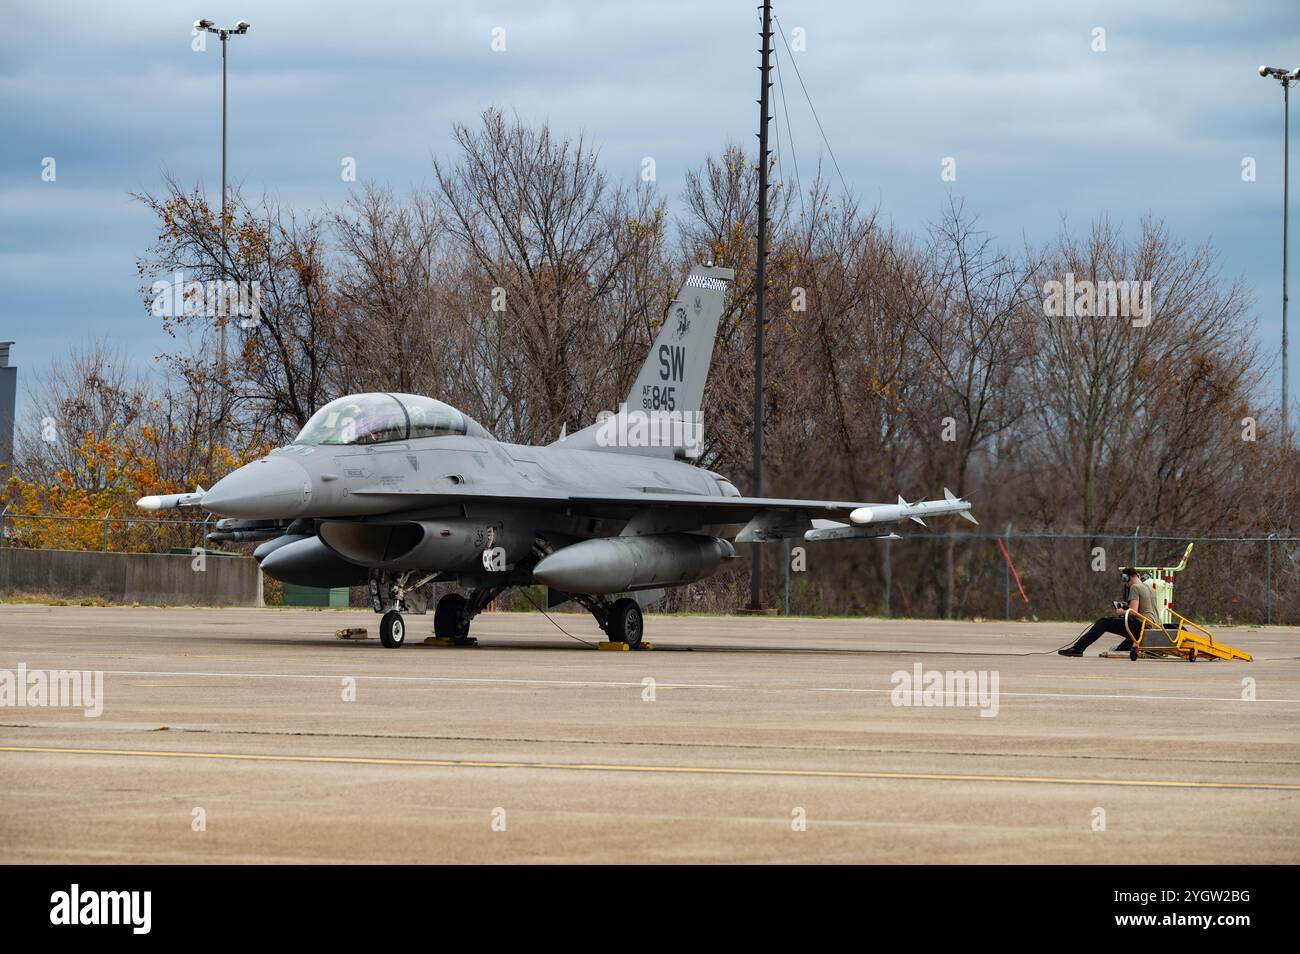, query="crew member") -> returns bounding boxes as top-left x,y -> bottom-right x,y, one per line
1058,567 -> 1162,657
